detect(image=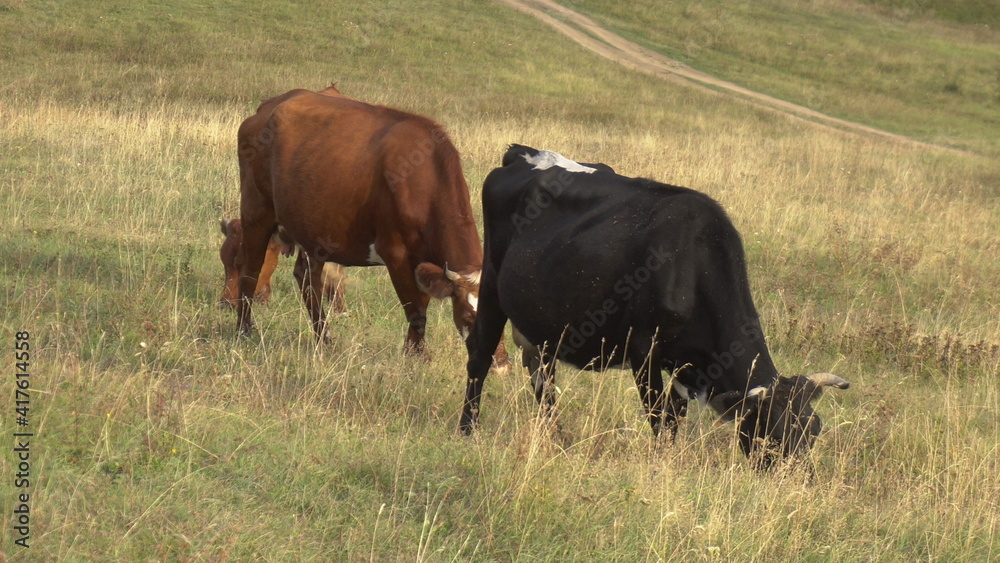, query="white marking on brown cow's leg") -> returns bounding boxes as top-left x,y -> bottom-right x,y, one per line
367,243 -> 385,265
523,151 -> 597,173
